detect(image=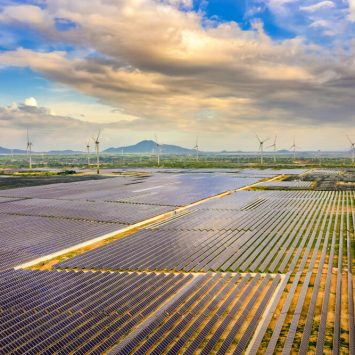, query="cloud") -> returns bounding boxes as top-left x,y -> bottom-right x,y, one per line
0,0 -> 355,149
0,99 -> 144,150
265,0 -> 349,39
24,97 -> 38,107
348,0 -> 355,21
0,4 -> 52,27
300,1 -> 335,12
162,0 -> 193,9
